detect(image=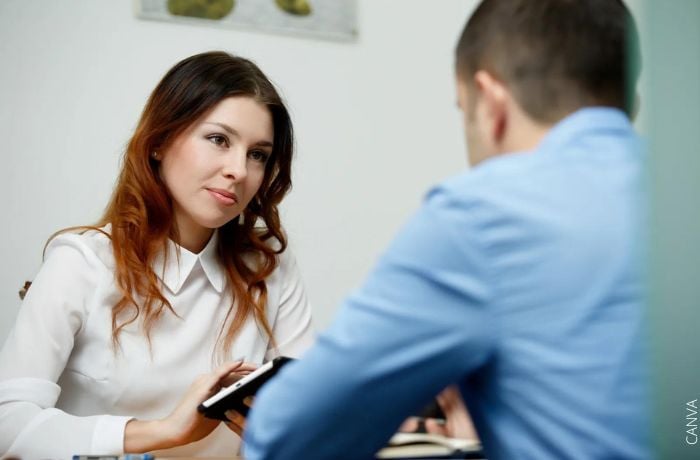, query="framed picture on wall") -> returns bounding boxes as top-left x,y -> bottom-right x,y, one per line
134,0 -> 358,41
